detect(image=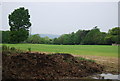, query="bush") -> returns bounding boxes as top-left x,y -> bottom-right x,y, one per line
2,45 -> 23,55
